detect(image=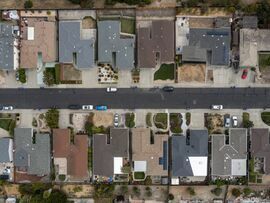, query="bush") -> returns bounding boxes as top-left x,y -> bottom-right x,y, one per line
211,187 -> 222,196
132,186 -> 140,197
243,112 -> 254,128
186,112 -> 191,125
125,113 -> 135,128
168,193 -> 174,200
170,113 -> 182,133
45,109 -> 59,129
58,174 -> 66,181
24,0 -> 33,8
146,113 -> 152,127
232,188 -> 242,197
94,184 -> 115,198
243,187 -> 252,196
187,187 -> 196,196
18,69 -> 26,83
